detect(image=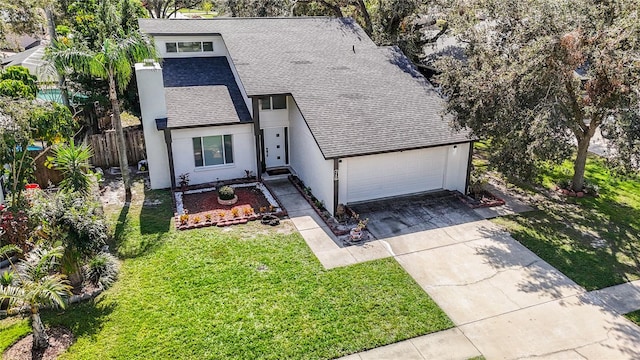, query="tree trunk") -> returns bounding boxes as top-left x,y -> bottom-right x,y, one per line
355,0 -> 373,36
45,7 -> 70,107
31,308 -> 49,350
571,129 -> 596,191
108,71 -> 131,198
